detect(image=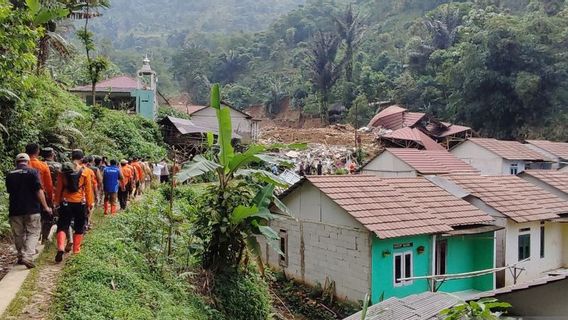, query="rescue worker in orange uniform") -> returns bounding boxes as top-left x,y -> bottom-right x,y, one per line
54,149 -> 94,263
118,160 -> 132,210
26,144 -> 54,243
130,157 -> 144,196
